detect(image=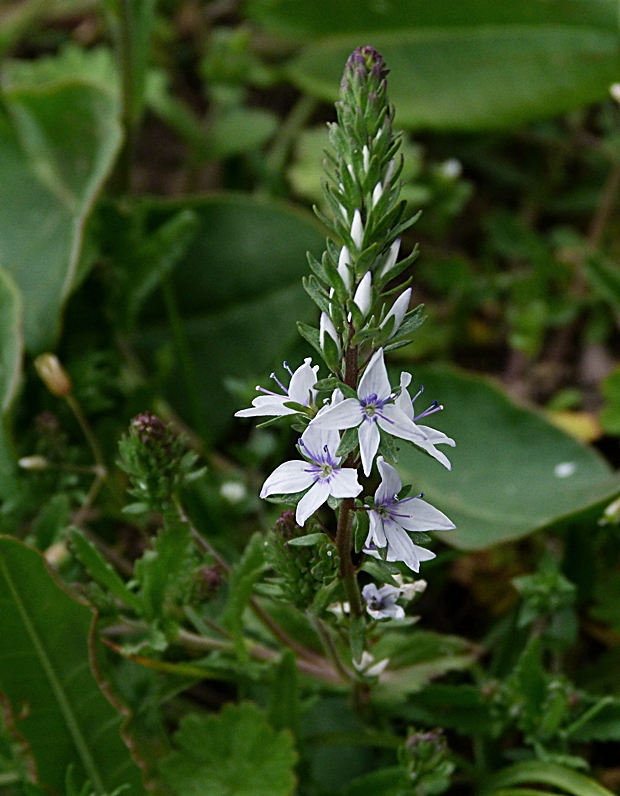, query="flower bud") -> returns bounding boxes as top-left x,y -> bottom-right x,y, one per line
351,209 -> 364,251
380,238 -> 401,279
34,354 -> 72,397
353,272 -> 372,318
18,455 -> 49,471
319,312 -> 341,361
381,287 -> 411,338
337,246 -> 352,293
372,181 -> 383,208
